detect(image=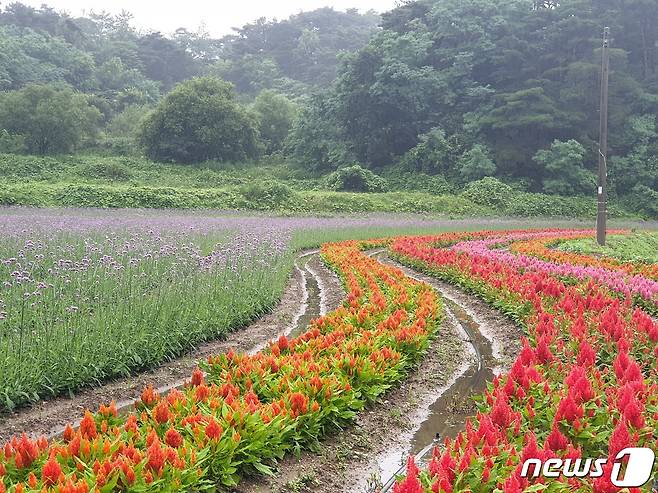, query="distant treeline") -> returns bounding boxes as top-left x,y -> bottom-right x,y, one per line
0,1 -> 657,218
